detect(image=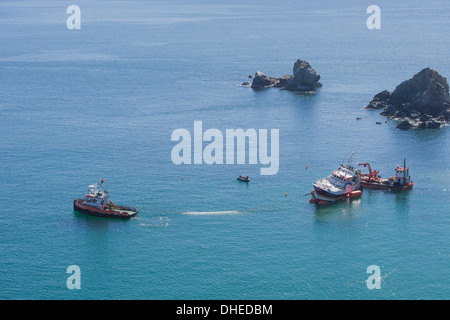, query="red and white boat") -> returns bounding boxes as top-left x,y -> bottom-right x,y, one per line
310,153 -> 363,205
237,175 -> 250,182
74,179 -> 138,219
358,159 -> 413,191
